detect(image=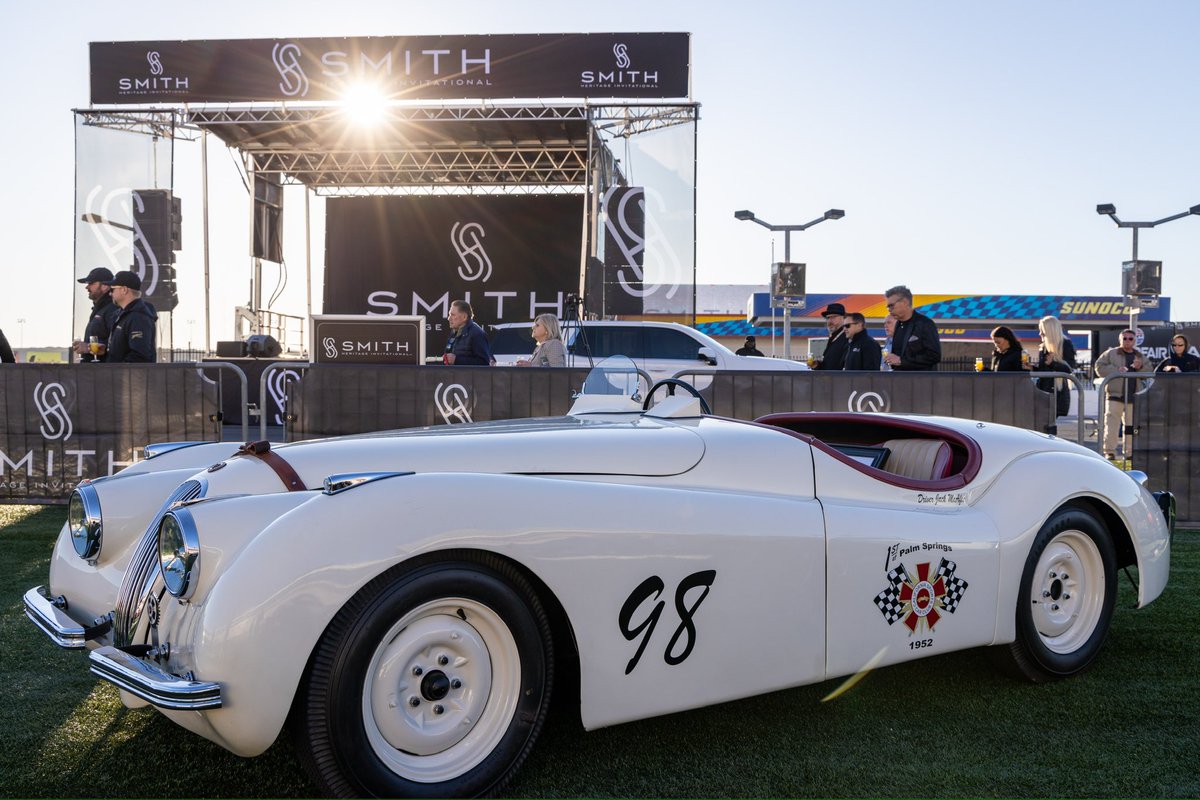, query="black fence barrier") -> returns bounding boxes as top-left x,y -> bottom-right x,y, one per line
287,365 -> 597,440
201,357 -> 306,433
673,369 -> 1059,431
1133,374 -> 1200,527
0,364 -> 225,504
287,366 -> 1058,440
